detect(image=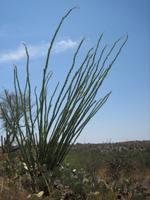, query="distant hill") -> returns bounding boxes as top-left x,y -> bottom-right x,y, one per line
72,140 -> 150,152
